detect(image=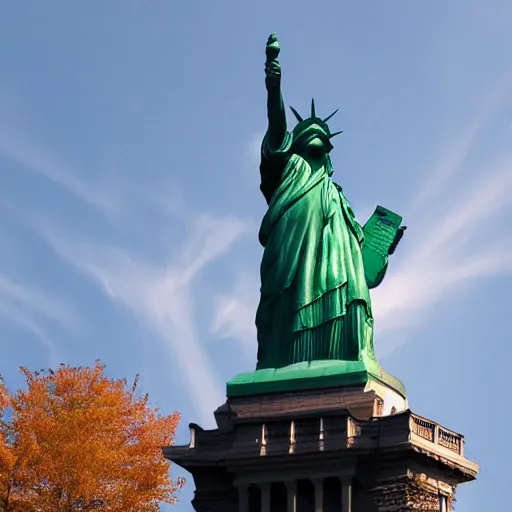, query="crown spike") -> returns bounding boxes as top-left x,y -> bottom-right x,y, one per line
329,130 -> 343,139
323,109 -> 339,123
311,98 -> 316,118
289,106 -> 304,122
